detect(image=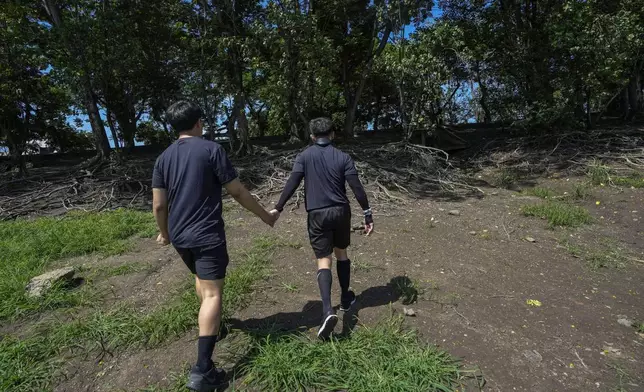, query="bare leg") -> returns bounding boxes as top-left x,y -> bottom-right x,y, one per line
195,276 -> 203,303
334,248 -> 348,261
197,277 -> 224,336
